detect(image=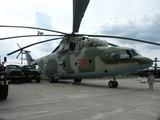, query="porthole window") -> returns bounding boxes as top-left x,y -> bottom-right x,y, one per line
111,53 -> 117,60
